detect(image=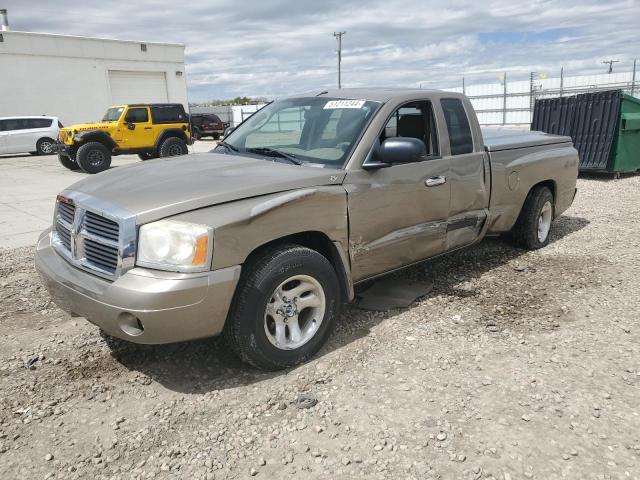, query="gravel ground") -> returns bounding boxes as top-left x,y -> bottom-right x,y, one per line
1,175 -> 639,480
